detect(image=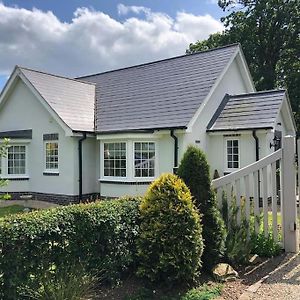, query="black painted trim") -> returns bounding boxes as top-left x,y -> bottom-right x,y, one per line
0,129 -> 32,139
207,94 -> 230,130
207,126 -> 273,132
96,126 -> 187,135
100,180 -> 152,185
1,177 -> 29,181
43,172 -> 59,176
43,133 -> 59,141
